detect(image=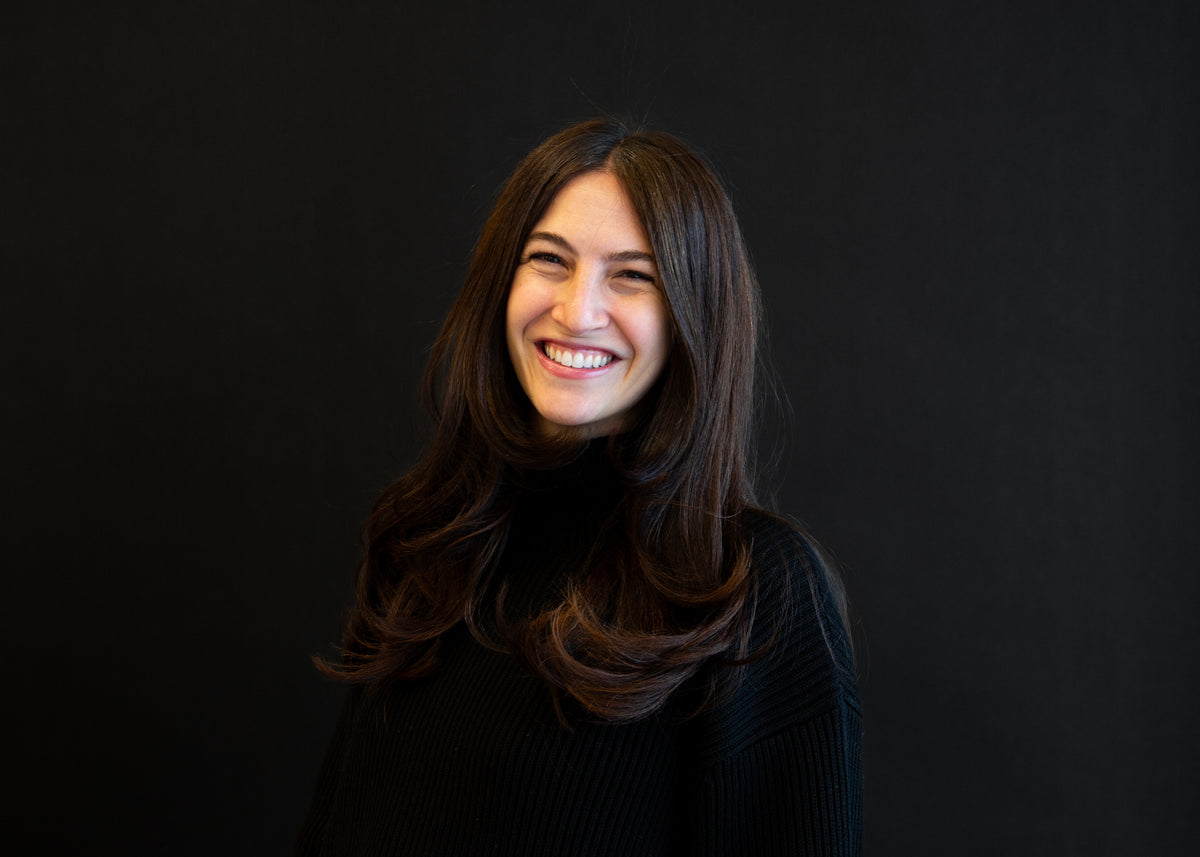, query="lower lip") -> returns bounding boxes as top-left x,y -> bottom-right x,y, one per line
535,345 -> 617,379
